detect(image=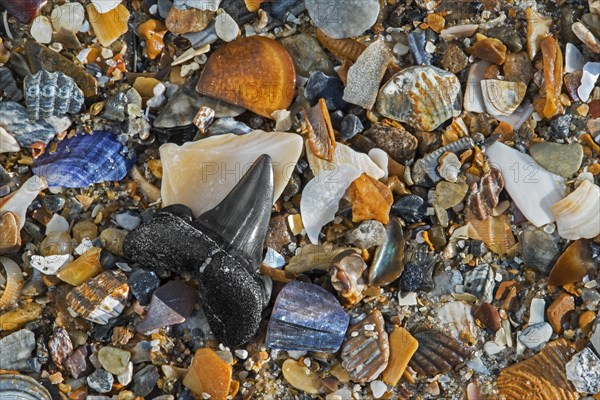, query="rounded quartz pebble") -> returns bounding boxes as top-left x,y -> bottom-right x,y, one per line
87,368 -> 114,393
305,0 -> 380,39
